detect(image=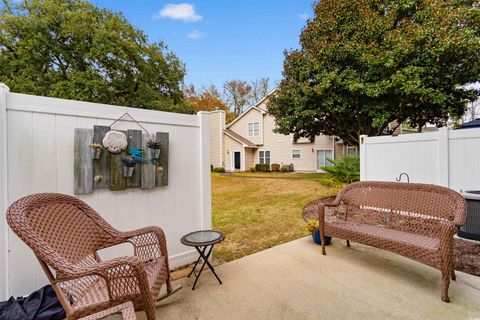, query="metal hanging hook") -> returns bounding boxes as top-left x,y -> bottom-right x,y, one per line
396,172 -> 410,183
